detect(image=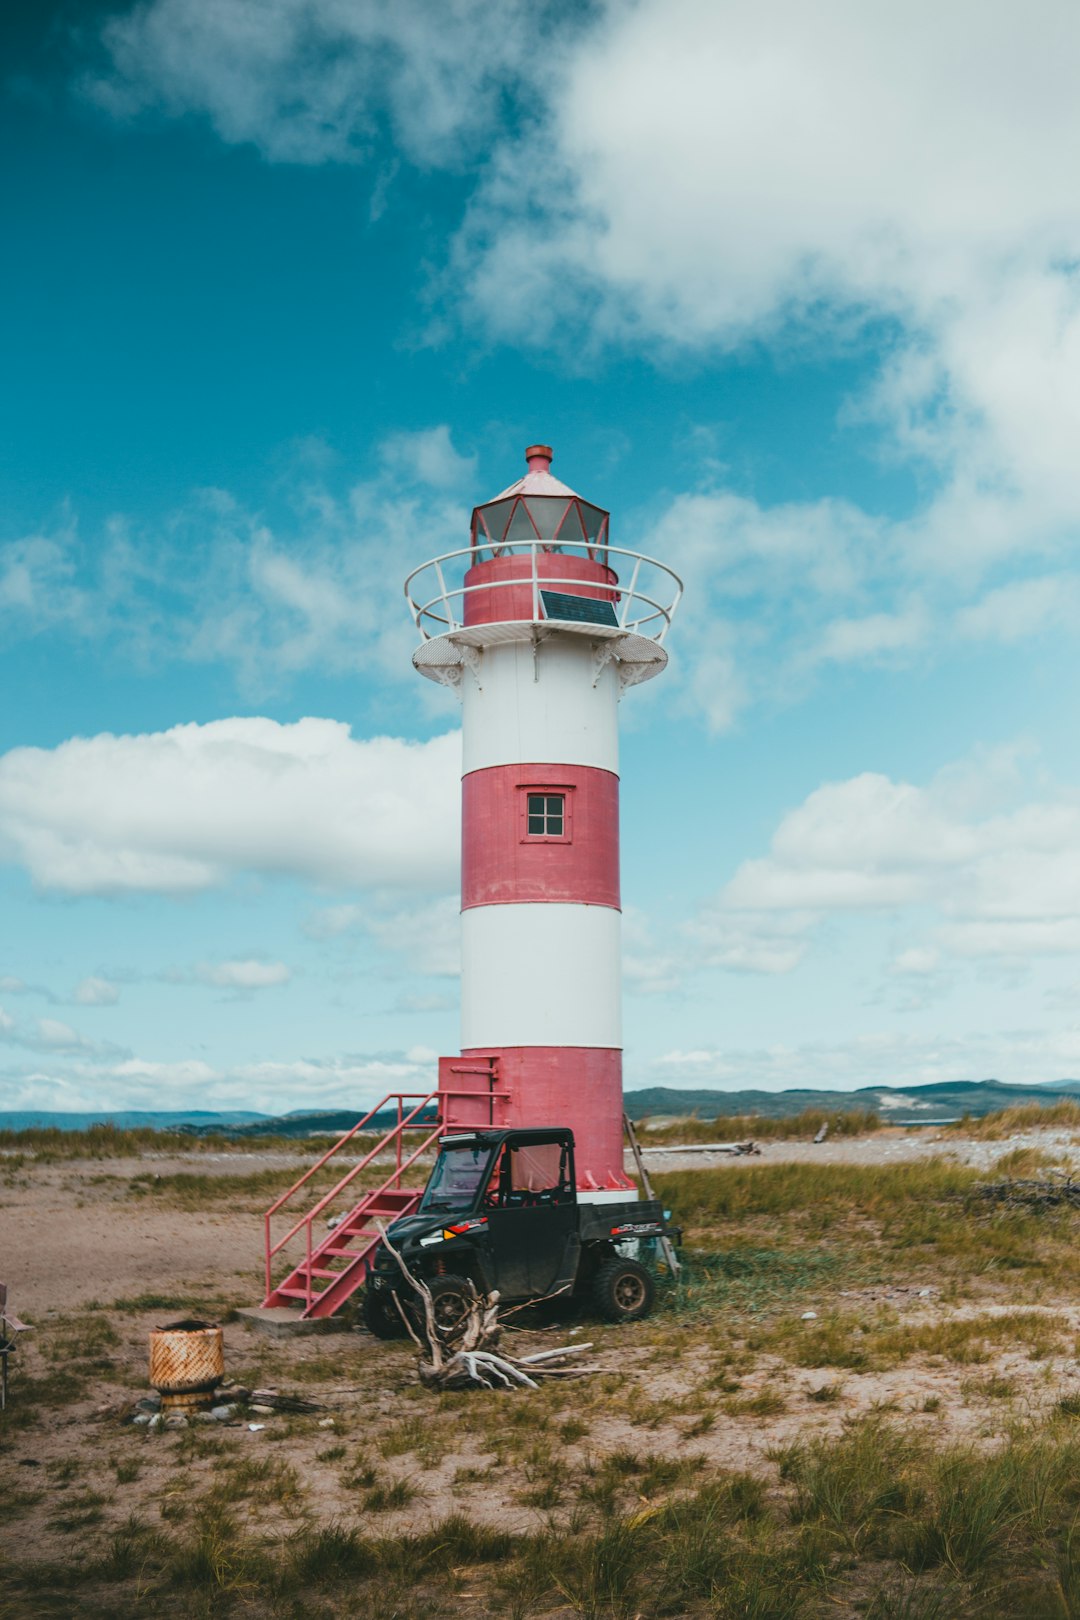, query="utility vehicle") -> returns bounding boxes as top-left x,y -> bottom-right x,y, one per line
362,1126 -> 678,1338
